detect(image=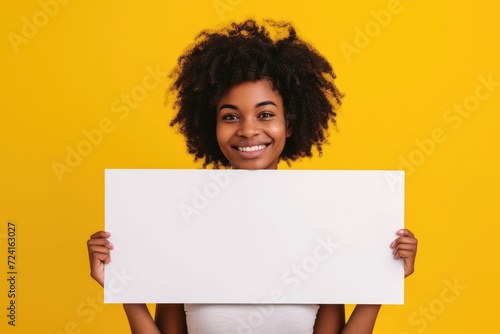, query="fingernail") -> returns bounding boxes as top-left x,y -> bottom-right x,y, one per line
397,229 -> 405,235
108,242 -> 114,248
390,240 -> 396,248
